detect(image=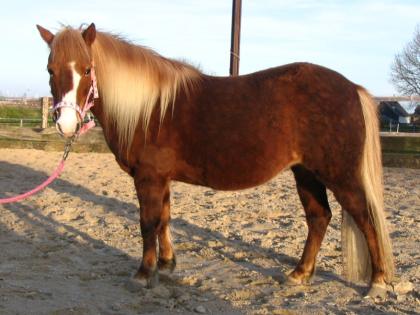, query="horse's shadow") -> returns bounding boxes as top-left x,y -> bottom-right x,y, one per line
0,163 -> 243,314
0,159 -> 363,298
